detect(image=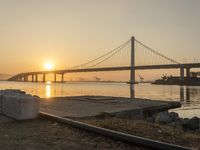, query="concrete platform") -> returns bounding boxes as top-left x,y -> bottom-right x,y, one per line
39,96 -> 181,118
